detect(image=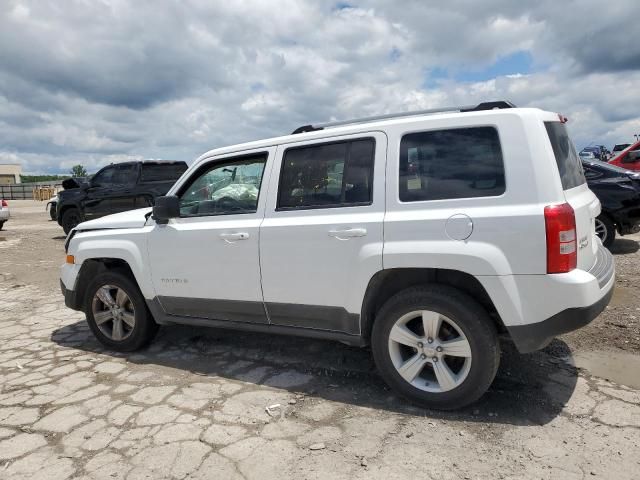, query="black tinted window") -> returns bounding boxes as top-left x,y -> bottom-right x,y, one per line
140,163 -> 188,183
112,164 -> 138,185
545,122 -> 585,190
278,139 -> 375,210
92,166 -> 116,186
399,127 -> 505,202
